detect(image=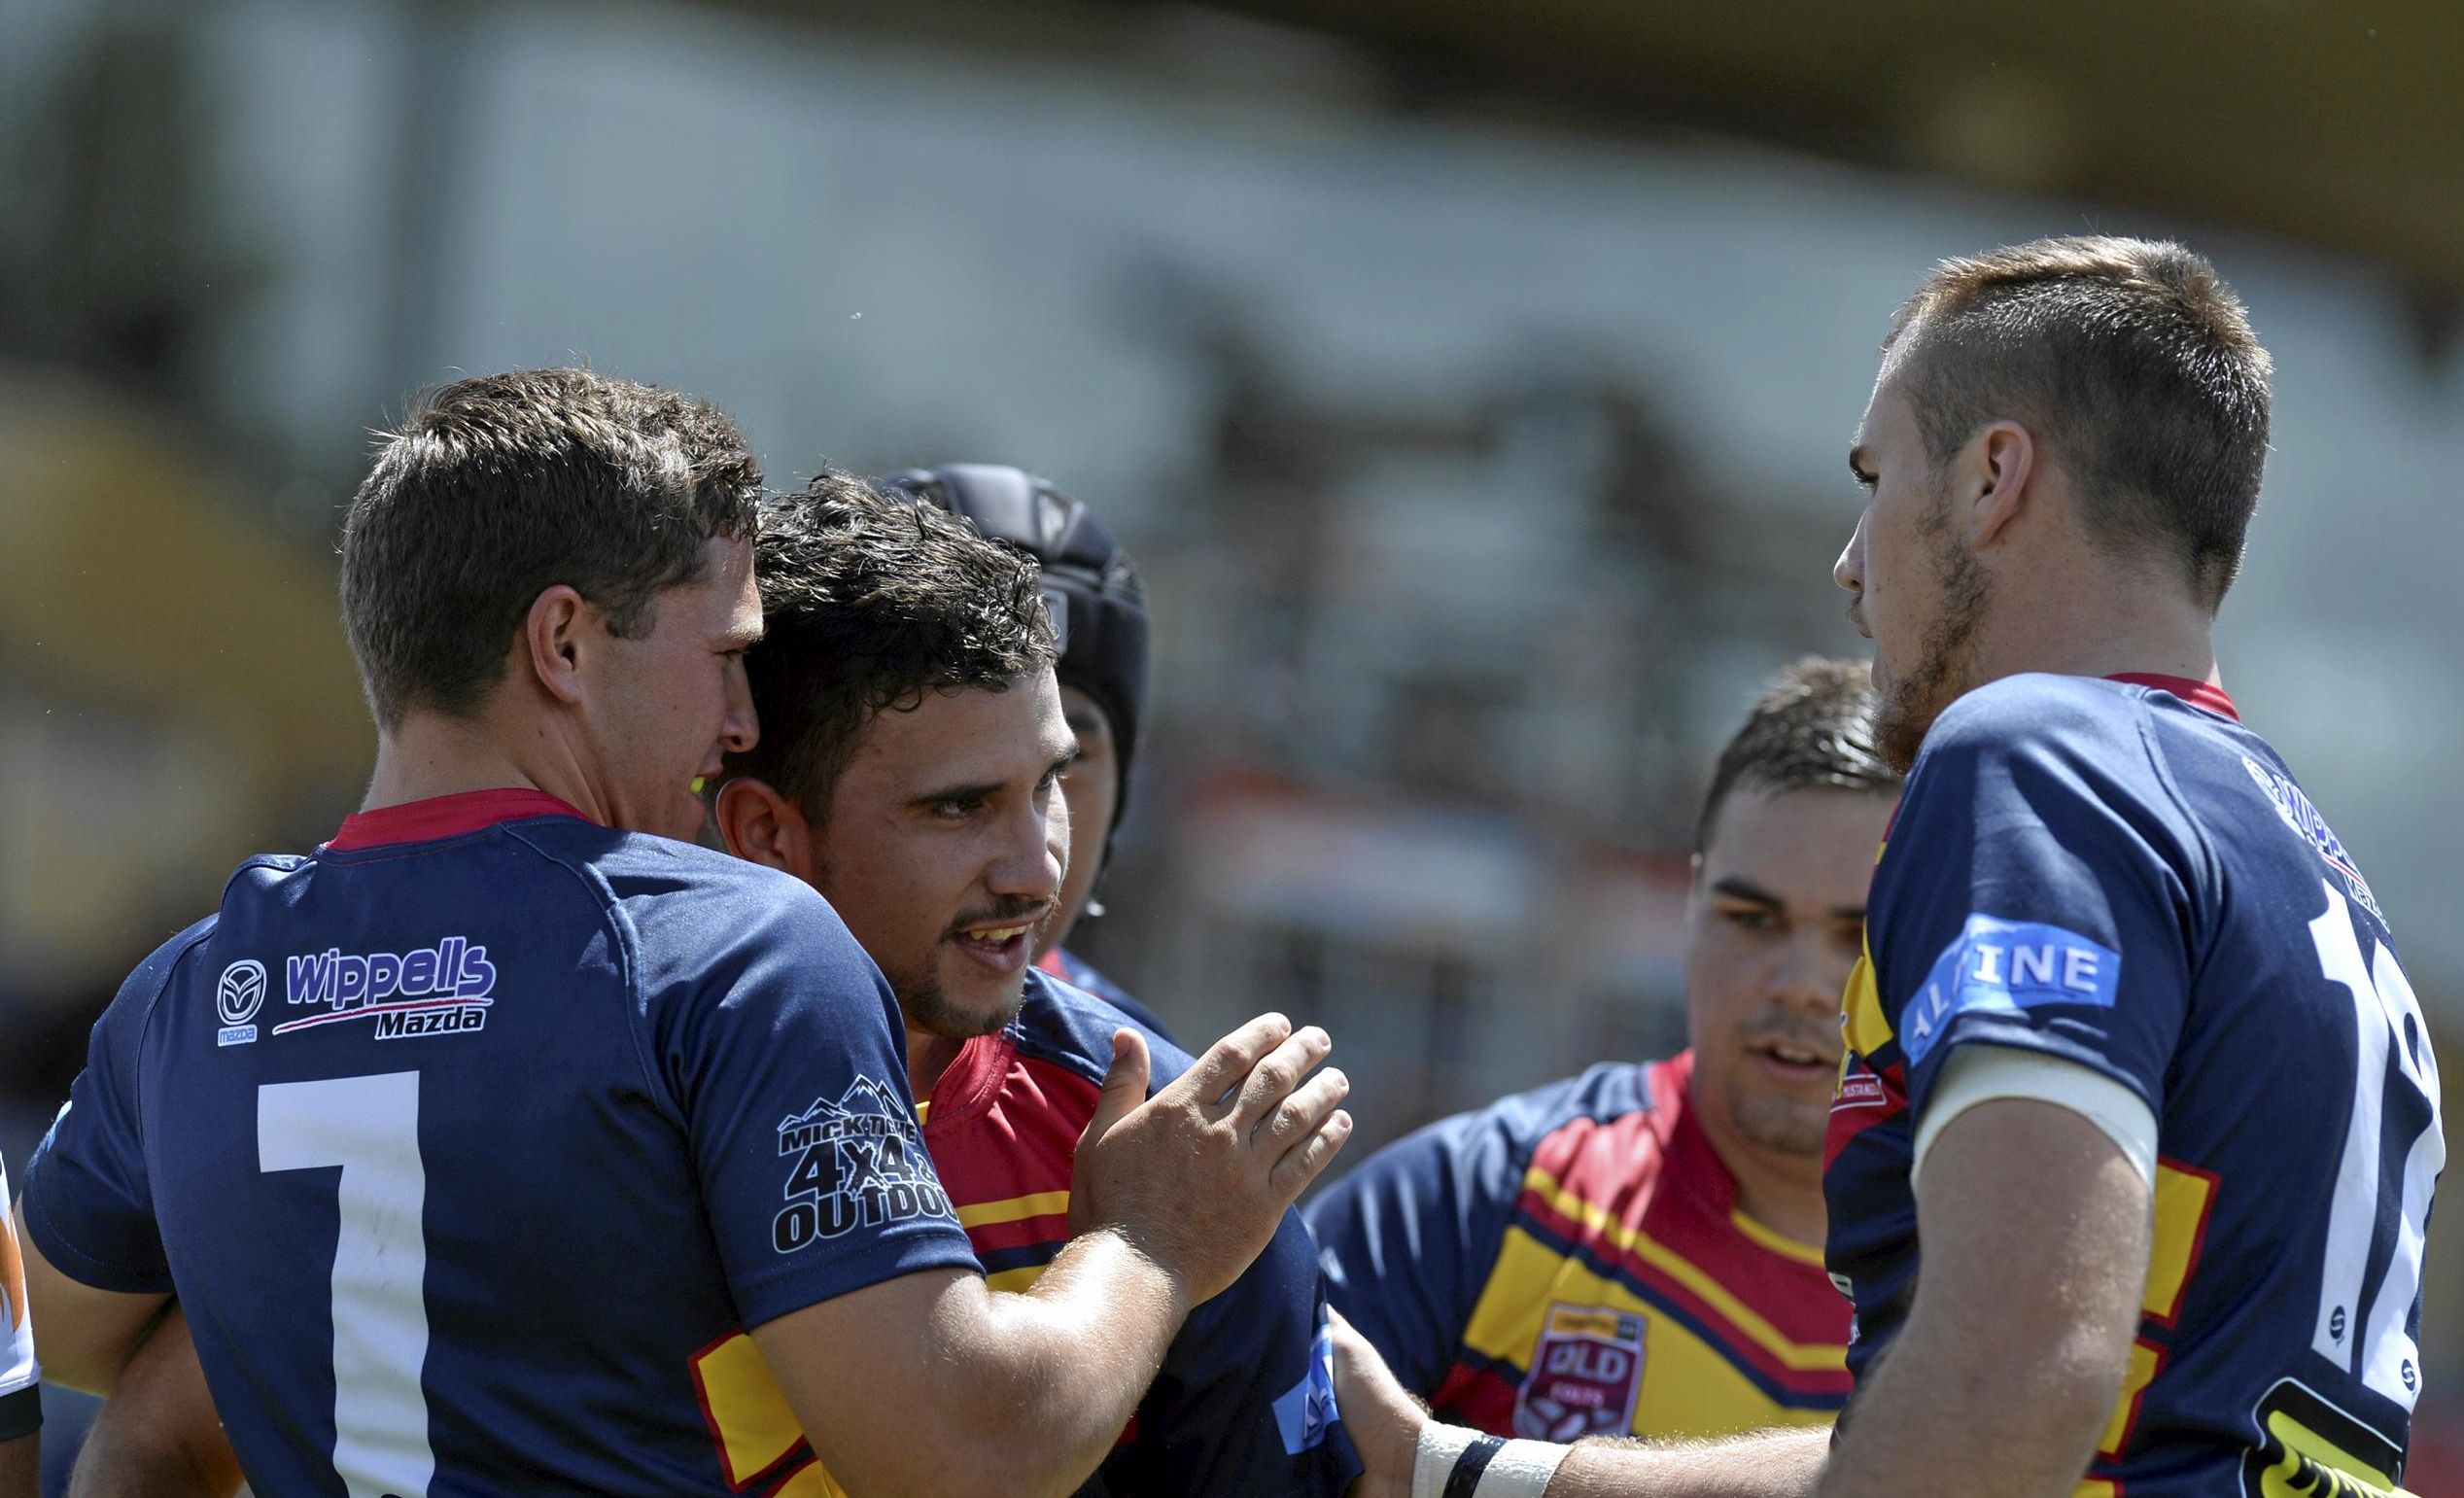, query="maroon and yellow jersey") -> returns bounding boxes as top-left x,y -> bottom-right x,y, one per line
1309,1052 -> 1851,1442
